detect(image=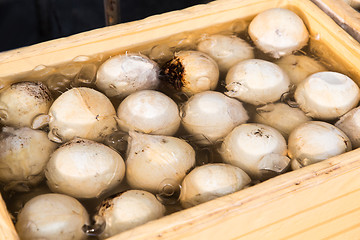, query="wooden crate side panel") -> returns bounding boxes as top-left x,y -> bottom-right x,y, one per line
109,148 -> 360,240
